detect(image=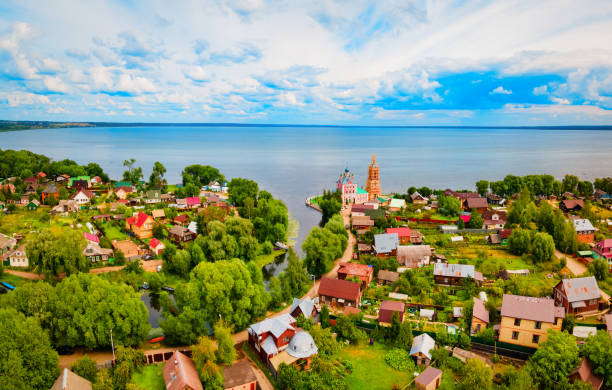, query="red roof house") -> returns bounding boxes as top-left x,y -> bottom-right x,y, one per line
148,238 -> 165,255
83,232 -> 99,244
174,214 -> 190,226
337,262 -> 374,286
386,227 -> 411,244
185,197 -> 201,208
162,351 -> 203,390
125,212 -> 154,239
378,300 -> 405,323
318,277 -> 362,308
594,239 -> 612,261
